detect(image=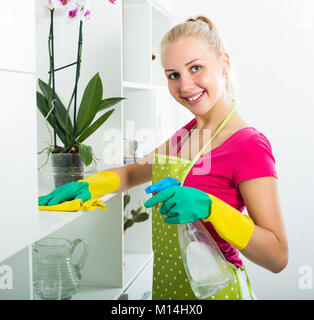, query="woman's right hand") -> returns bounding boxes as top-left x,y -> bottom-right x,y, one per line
38,181 -> 91,206
38,171 -> 120,206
